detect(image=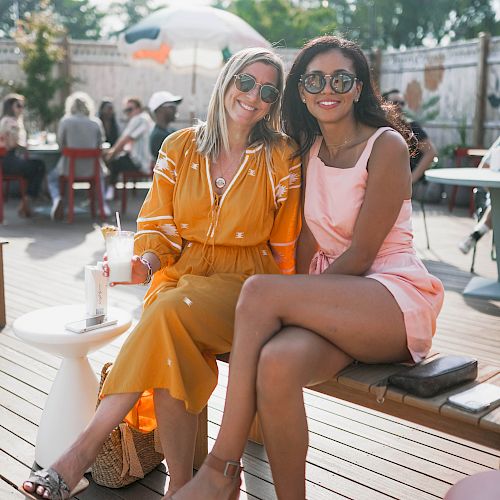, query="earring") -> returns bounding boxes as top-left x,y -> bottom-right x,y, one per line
354,97 -> 359,103
302,98 -> 306,103
264,114 -> 270,122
